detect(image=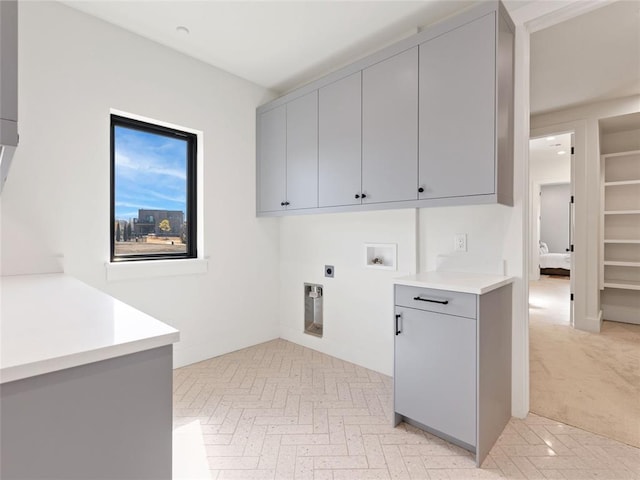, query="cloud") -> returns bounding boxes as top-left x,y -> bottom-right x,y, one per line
115,152 -> 186,180
113,125 -> 189,220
